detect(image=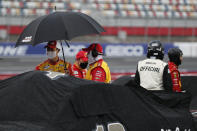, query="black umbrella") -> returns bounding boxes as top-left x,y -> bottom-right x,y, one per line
15,11 -> 105,47
15,11 -> 105,73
